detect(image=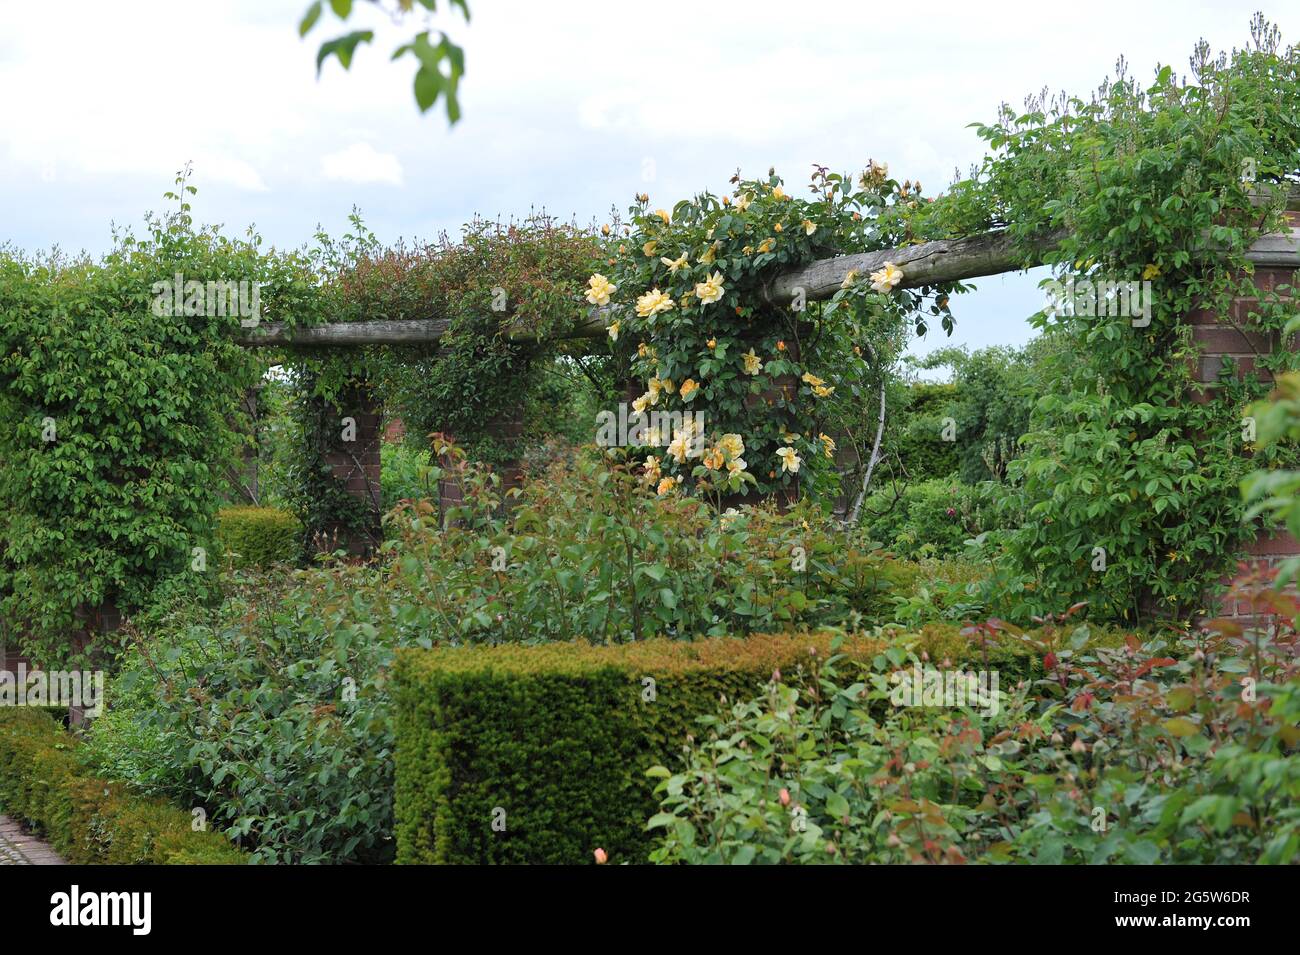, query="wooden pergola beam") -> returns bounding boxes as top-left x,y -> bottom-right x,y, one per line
236,222 -> 1300,348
